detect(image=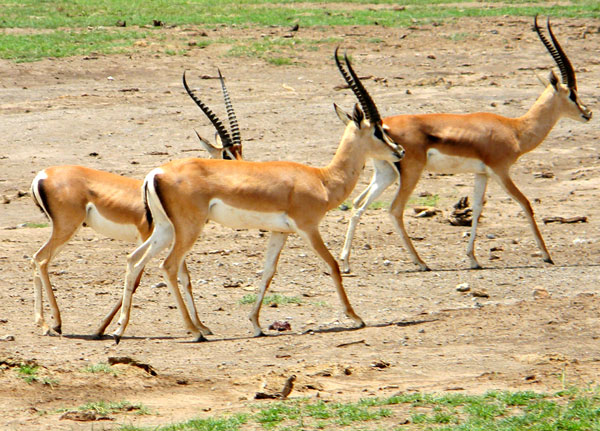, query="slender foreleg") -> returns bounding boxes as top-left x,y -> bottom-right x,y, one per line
466,173 -> 489,269
249,232 -> 288,337
388,163 -> 429,271
340,160 -> 398,273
